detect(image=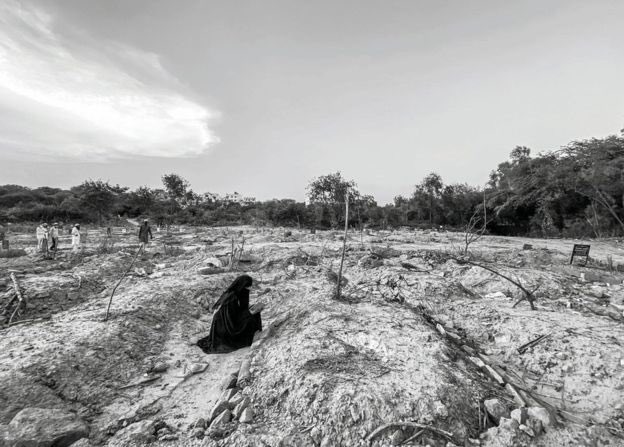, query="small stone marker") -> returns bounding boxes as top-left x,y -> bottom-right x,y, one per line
570,244 -> 590,265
